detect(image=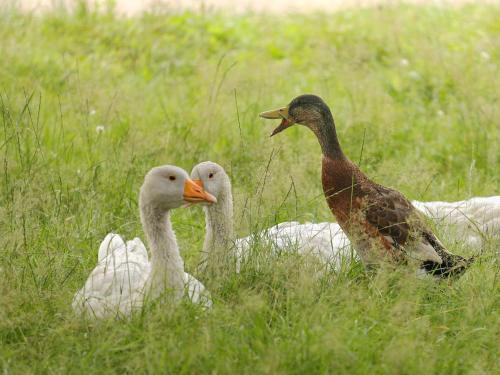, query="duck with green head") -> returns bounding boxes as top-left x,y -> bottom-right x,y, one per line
260,94 -> 473,278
